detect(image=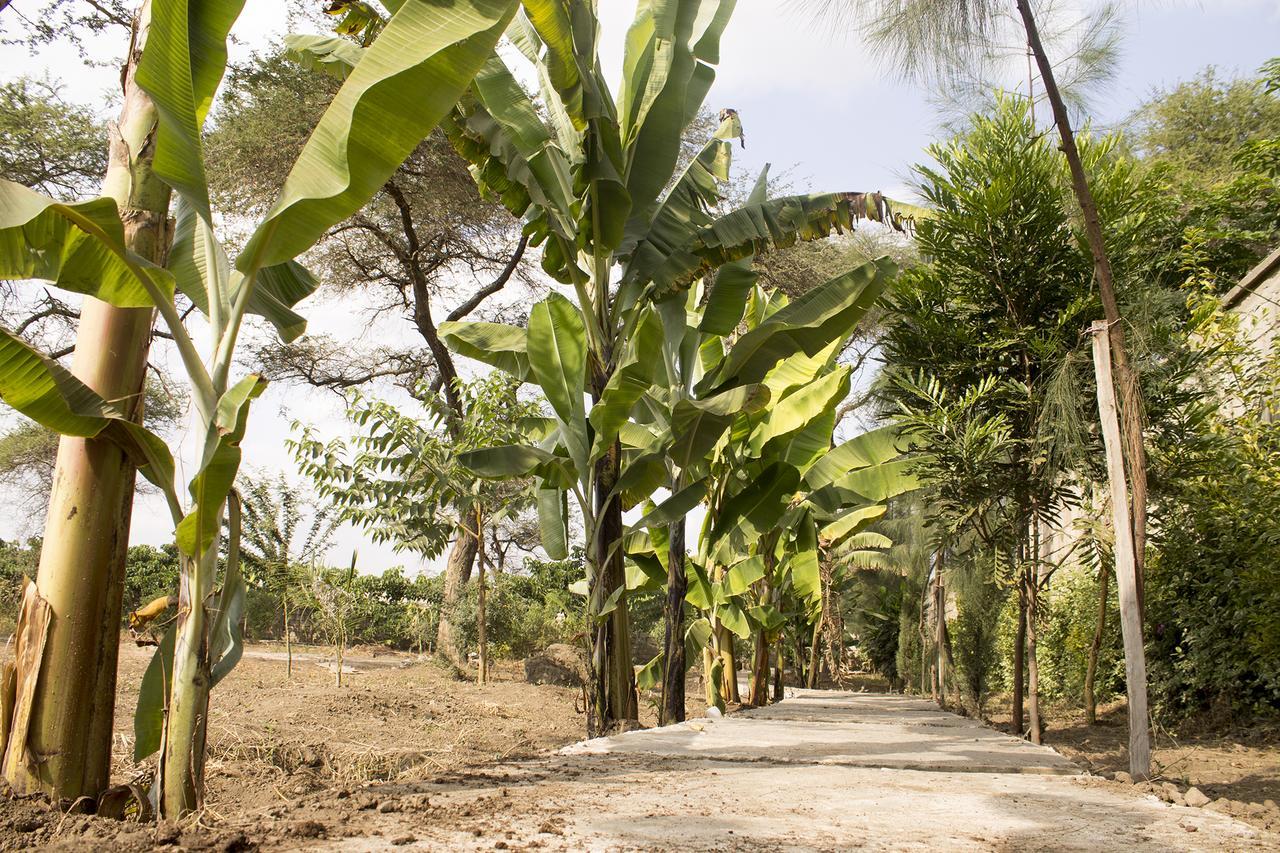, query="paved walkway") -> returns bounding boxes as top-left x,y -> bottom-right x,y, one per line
336,689 -> 1270,851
